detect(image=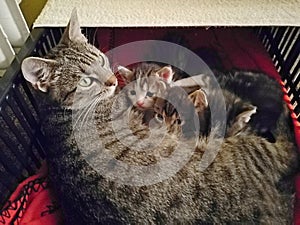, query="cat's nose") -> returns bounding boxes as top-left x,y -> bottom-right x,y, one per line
137,100 -> 144,107
105,75 -> 118,86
